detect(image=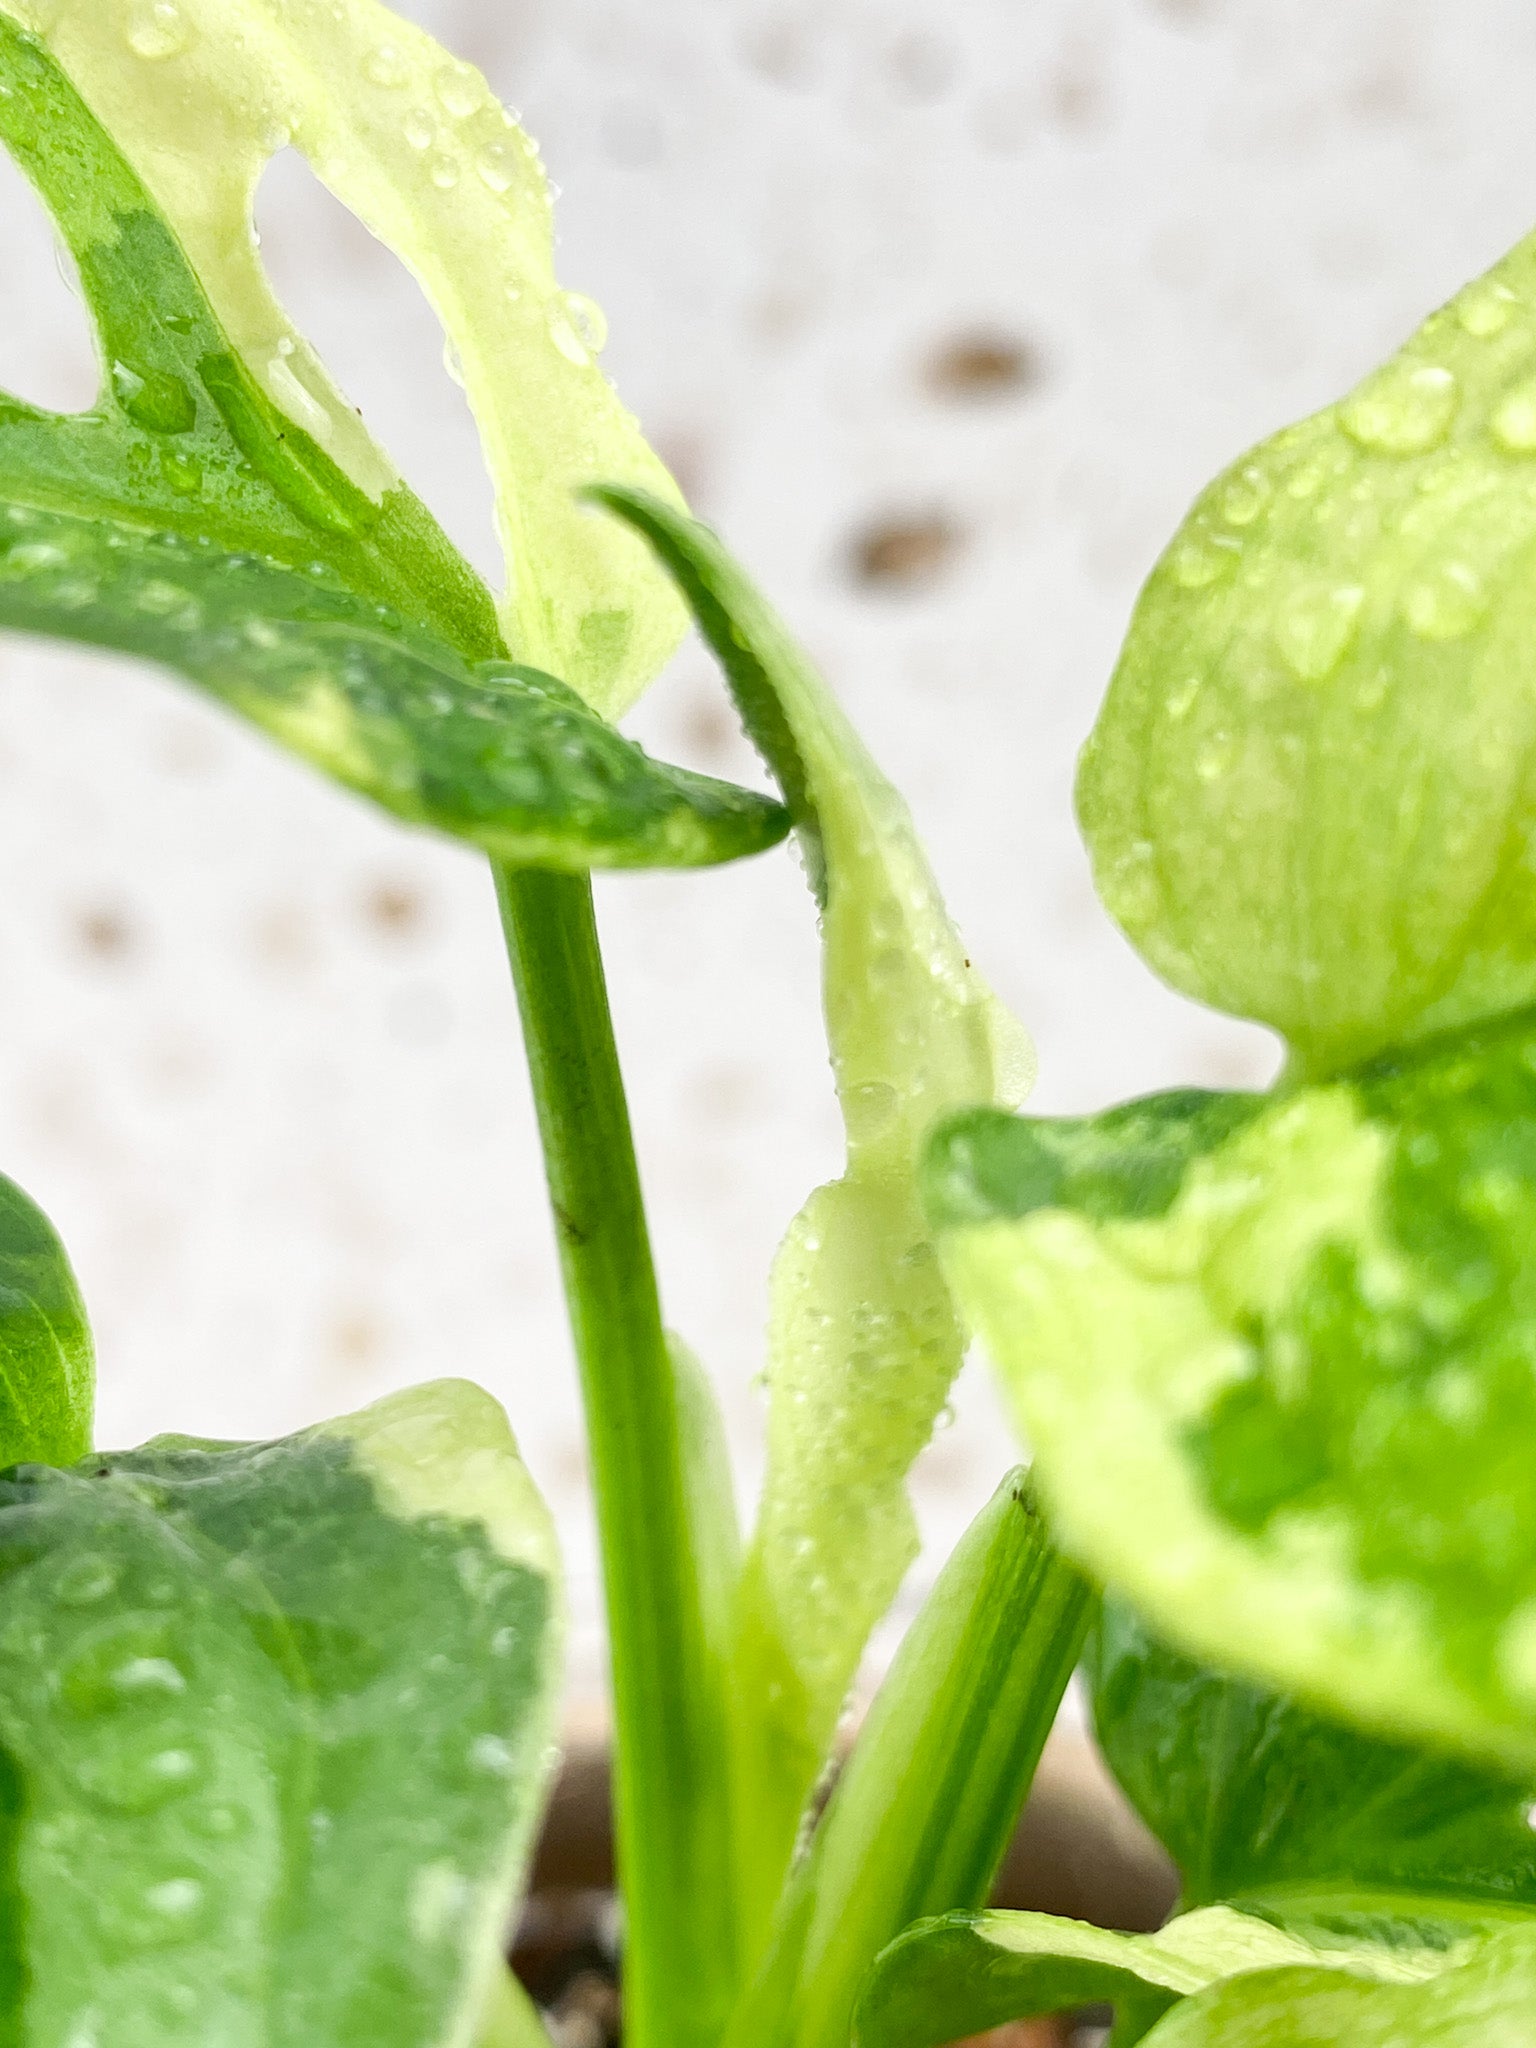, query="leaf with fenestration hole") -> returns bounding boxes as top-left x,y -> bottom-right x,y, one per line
0,17 -> 785,868
0,1380 -> 561,2046
3,0 -> 686,712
